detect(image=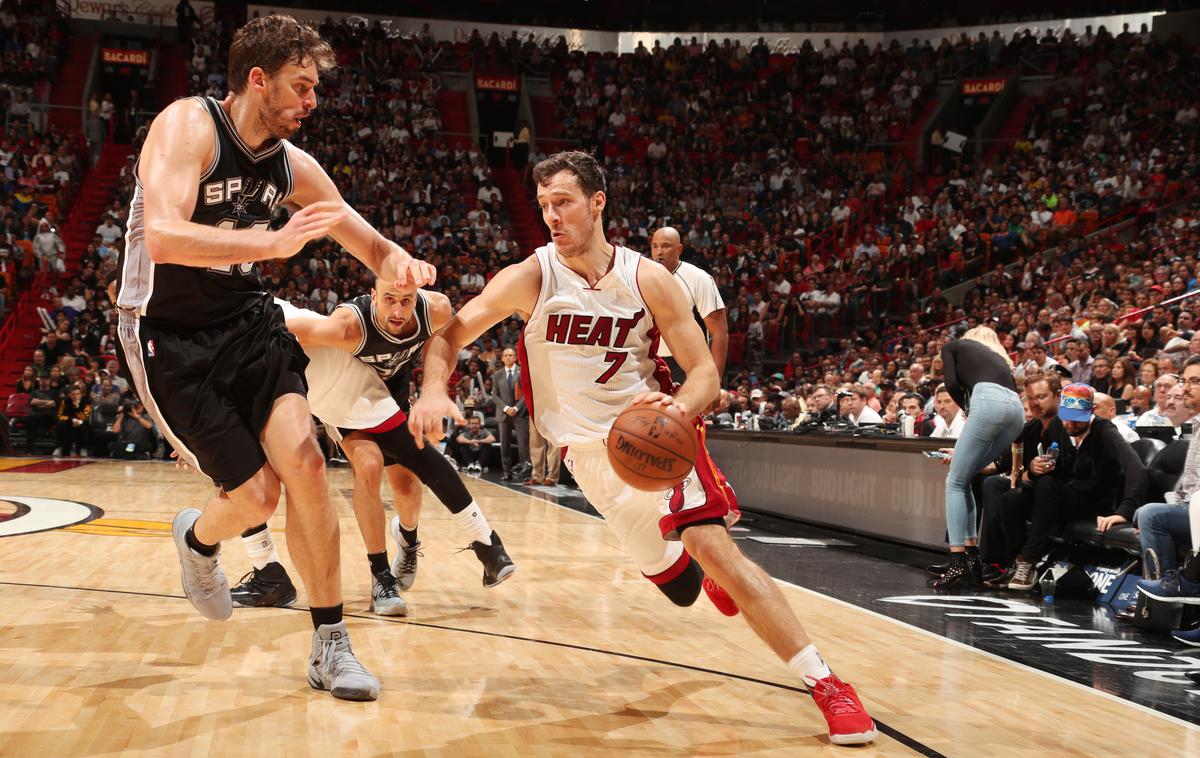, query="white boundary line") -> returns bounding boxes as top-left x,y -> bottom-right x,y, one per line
490,475 -> 1200,736
778,581 -> 1200,734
